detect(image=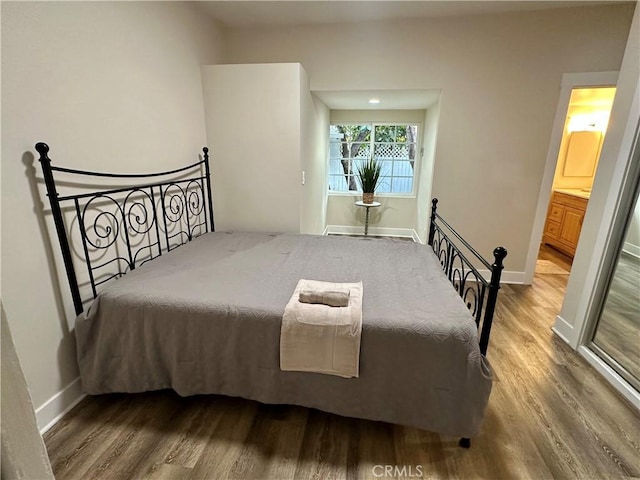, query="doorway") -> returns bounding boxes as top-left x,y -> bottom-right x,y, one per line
525,72 -> 619,285
536,86 -> 616,275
